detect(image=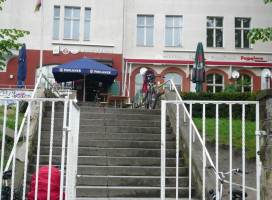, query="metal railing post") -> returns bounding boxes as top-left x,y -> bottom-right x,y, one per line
161,100 -> 166,200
